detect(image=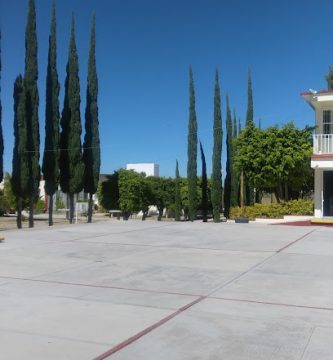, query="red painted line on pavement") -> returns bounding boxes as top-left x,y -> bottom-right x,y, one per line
210,296 -> 333,312
276,228 -> 317,253
92,296 -> 205,360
